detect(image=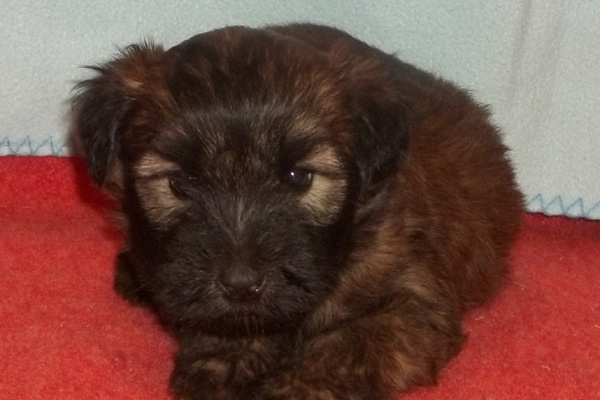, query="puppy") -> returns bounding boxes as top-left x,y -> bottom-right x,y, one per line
73,24 -> 523,400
